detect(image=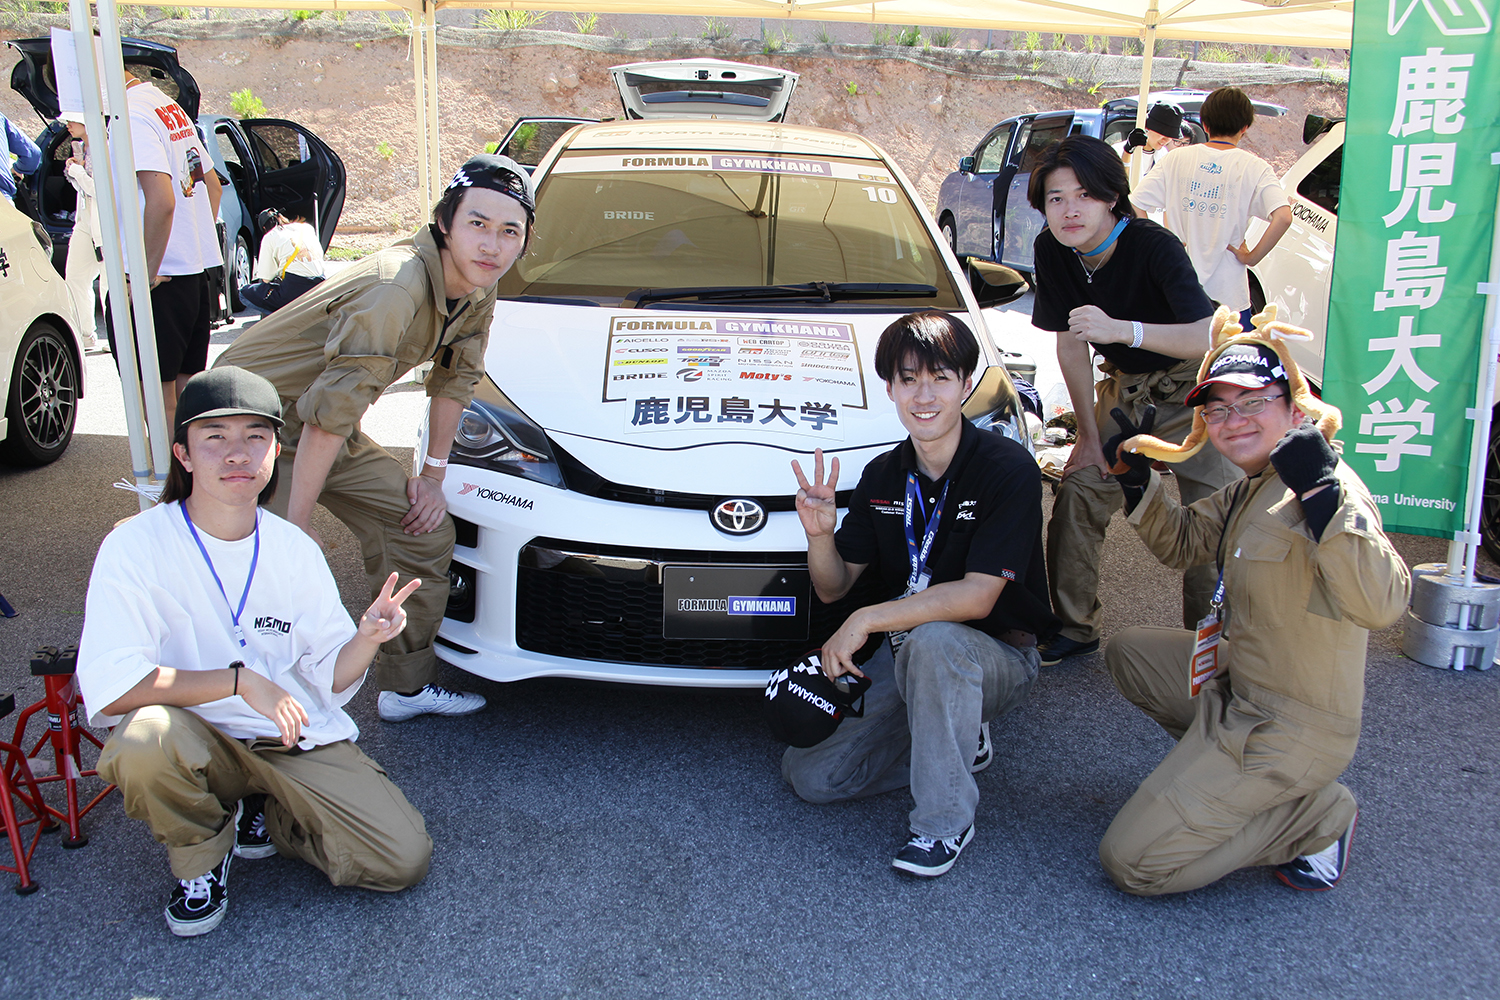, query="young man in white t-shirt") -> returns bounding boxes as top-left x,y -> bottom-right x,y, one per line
78,366 -> 432,937
1130,87 -> 1292,329
105,67 -> 224,430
